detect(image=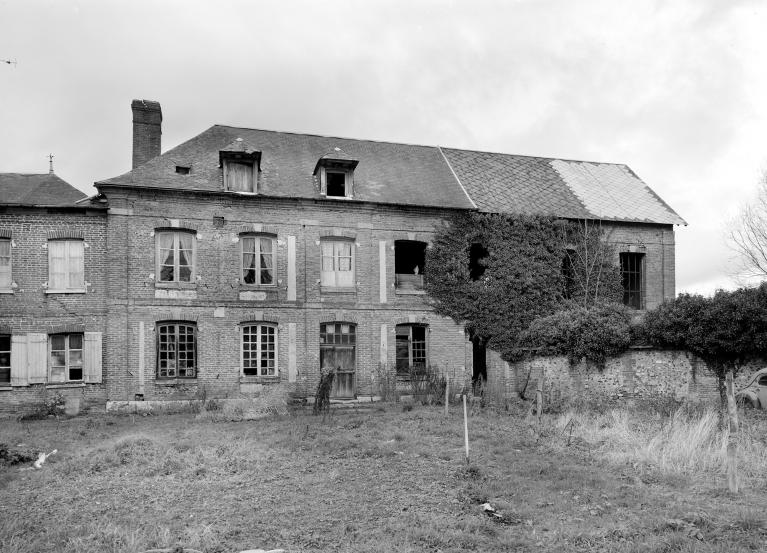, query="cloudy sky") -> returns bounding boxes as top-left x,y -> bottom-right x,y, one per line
1,0 -> 765,295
